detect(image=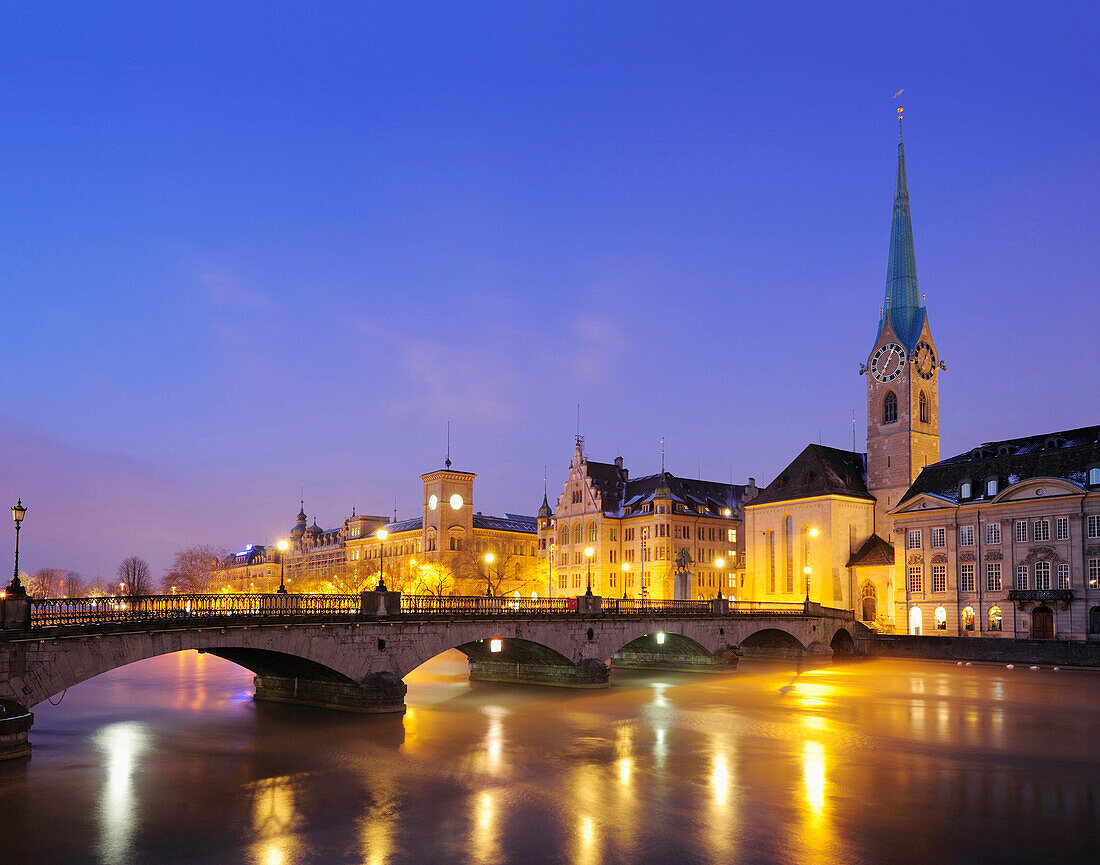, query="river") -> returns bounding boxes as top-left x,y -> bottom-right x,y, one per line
1,650 -> 1097,864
